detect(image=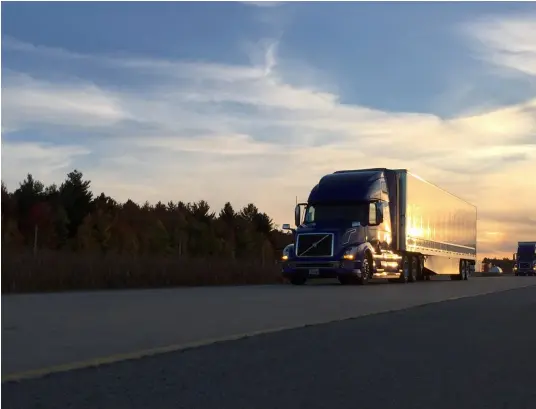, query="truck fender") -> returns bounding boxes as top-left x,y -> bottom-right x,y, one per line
354,242 -> 374,262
